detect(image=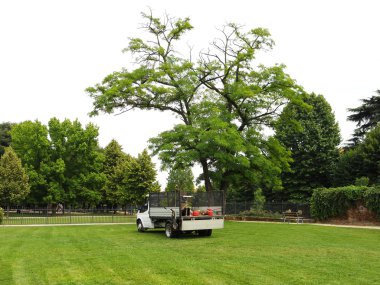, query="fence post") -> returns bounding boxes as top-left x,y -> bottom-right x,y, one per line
69,206 -> 72,224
